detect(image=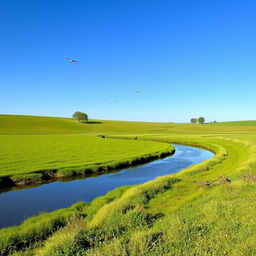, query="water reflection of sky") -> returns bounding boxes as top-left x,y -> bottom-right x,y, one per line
0,144 -> 214,228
